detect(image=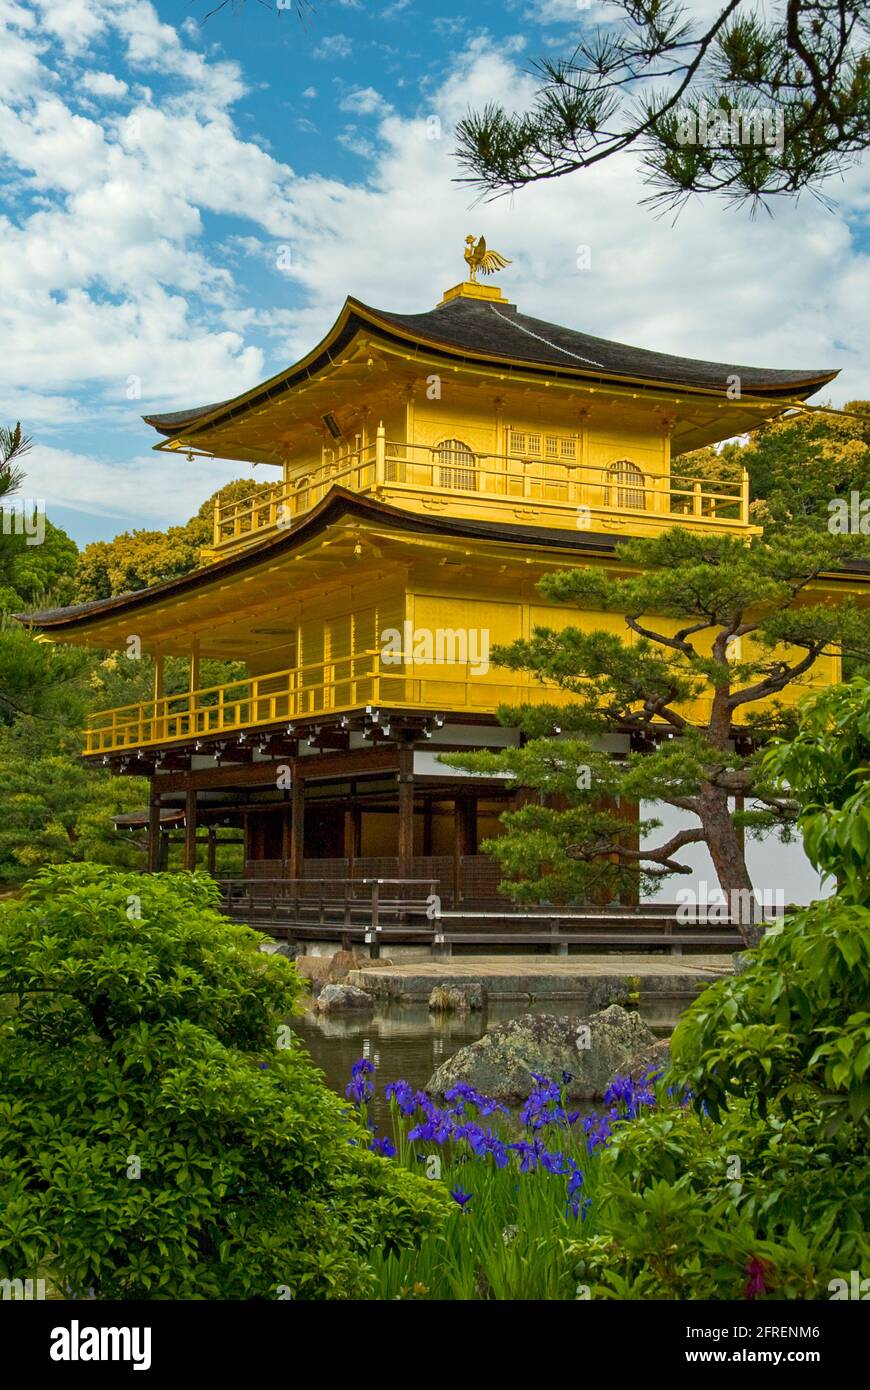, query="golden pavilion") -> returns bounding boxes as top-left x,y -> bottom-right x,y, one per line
25,245 -> 848,906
